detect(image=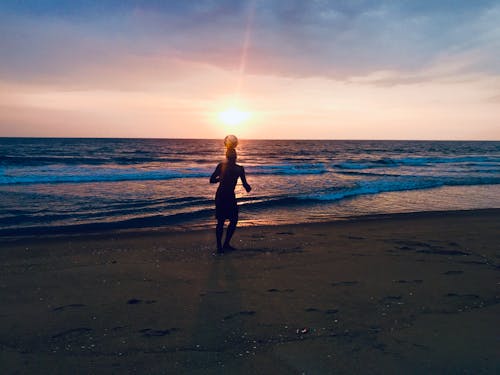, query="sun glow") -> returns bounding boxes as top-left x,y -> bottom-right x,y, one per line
218,107 -> 250,126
